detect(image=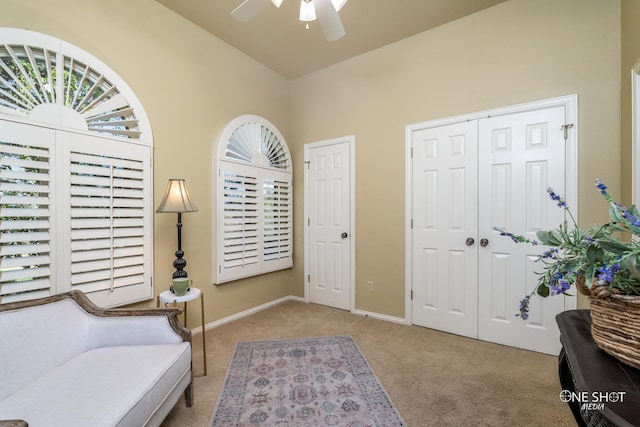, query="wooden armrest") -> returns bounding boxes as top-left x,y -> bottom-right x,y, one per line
0,420 -> 28,427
